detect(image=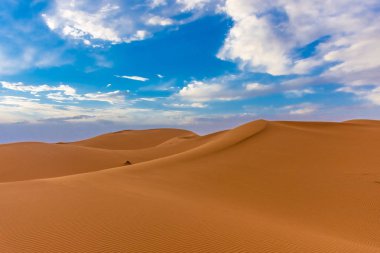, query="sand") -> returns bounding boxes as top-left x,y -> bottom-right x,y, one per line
0,120 -> 380,252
